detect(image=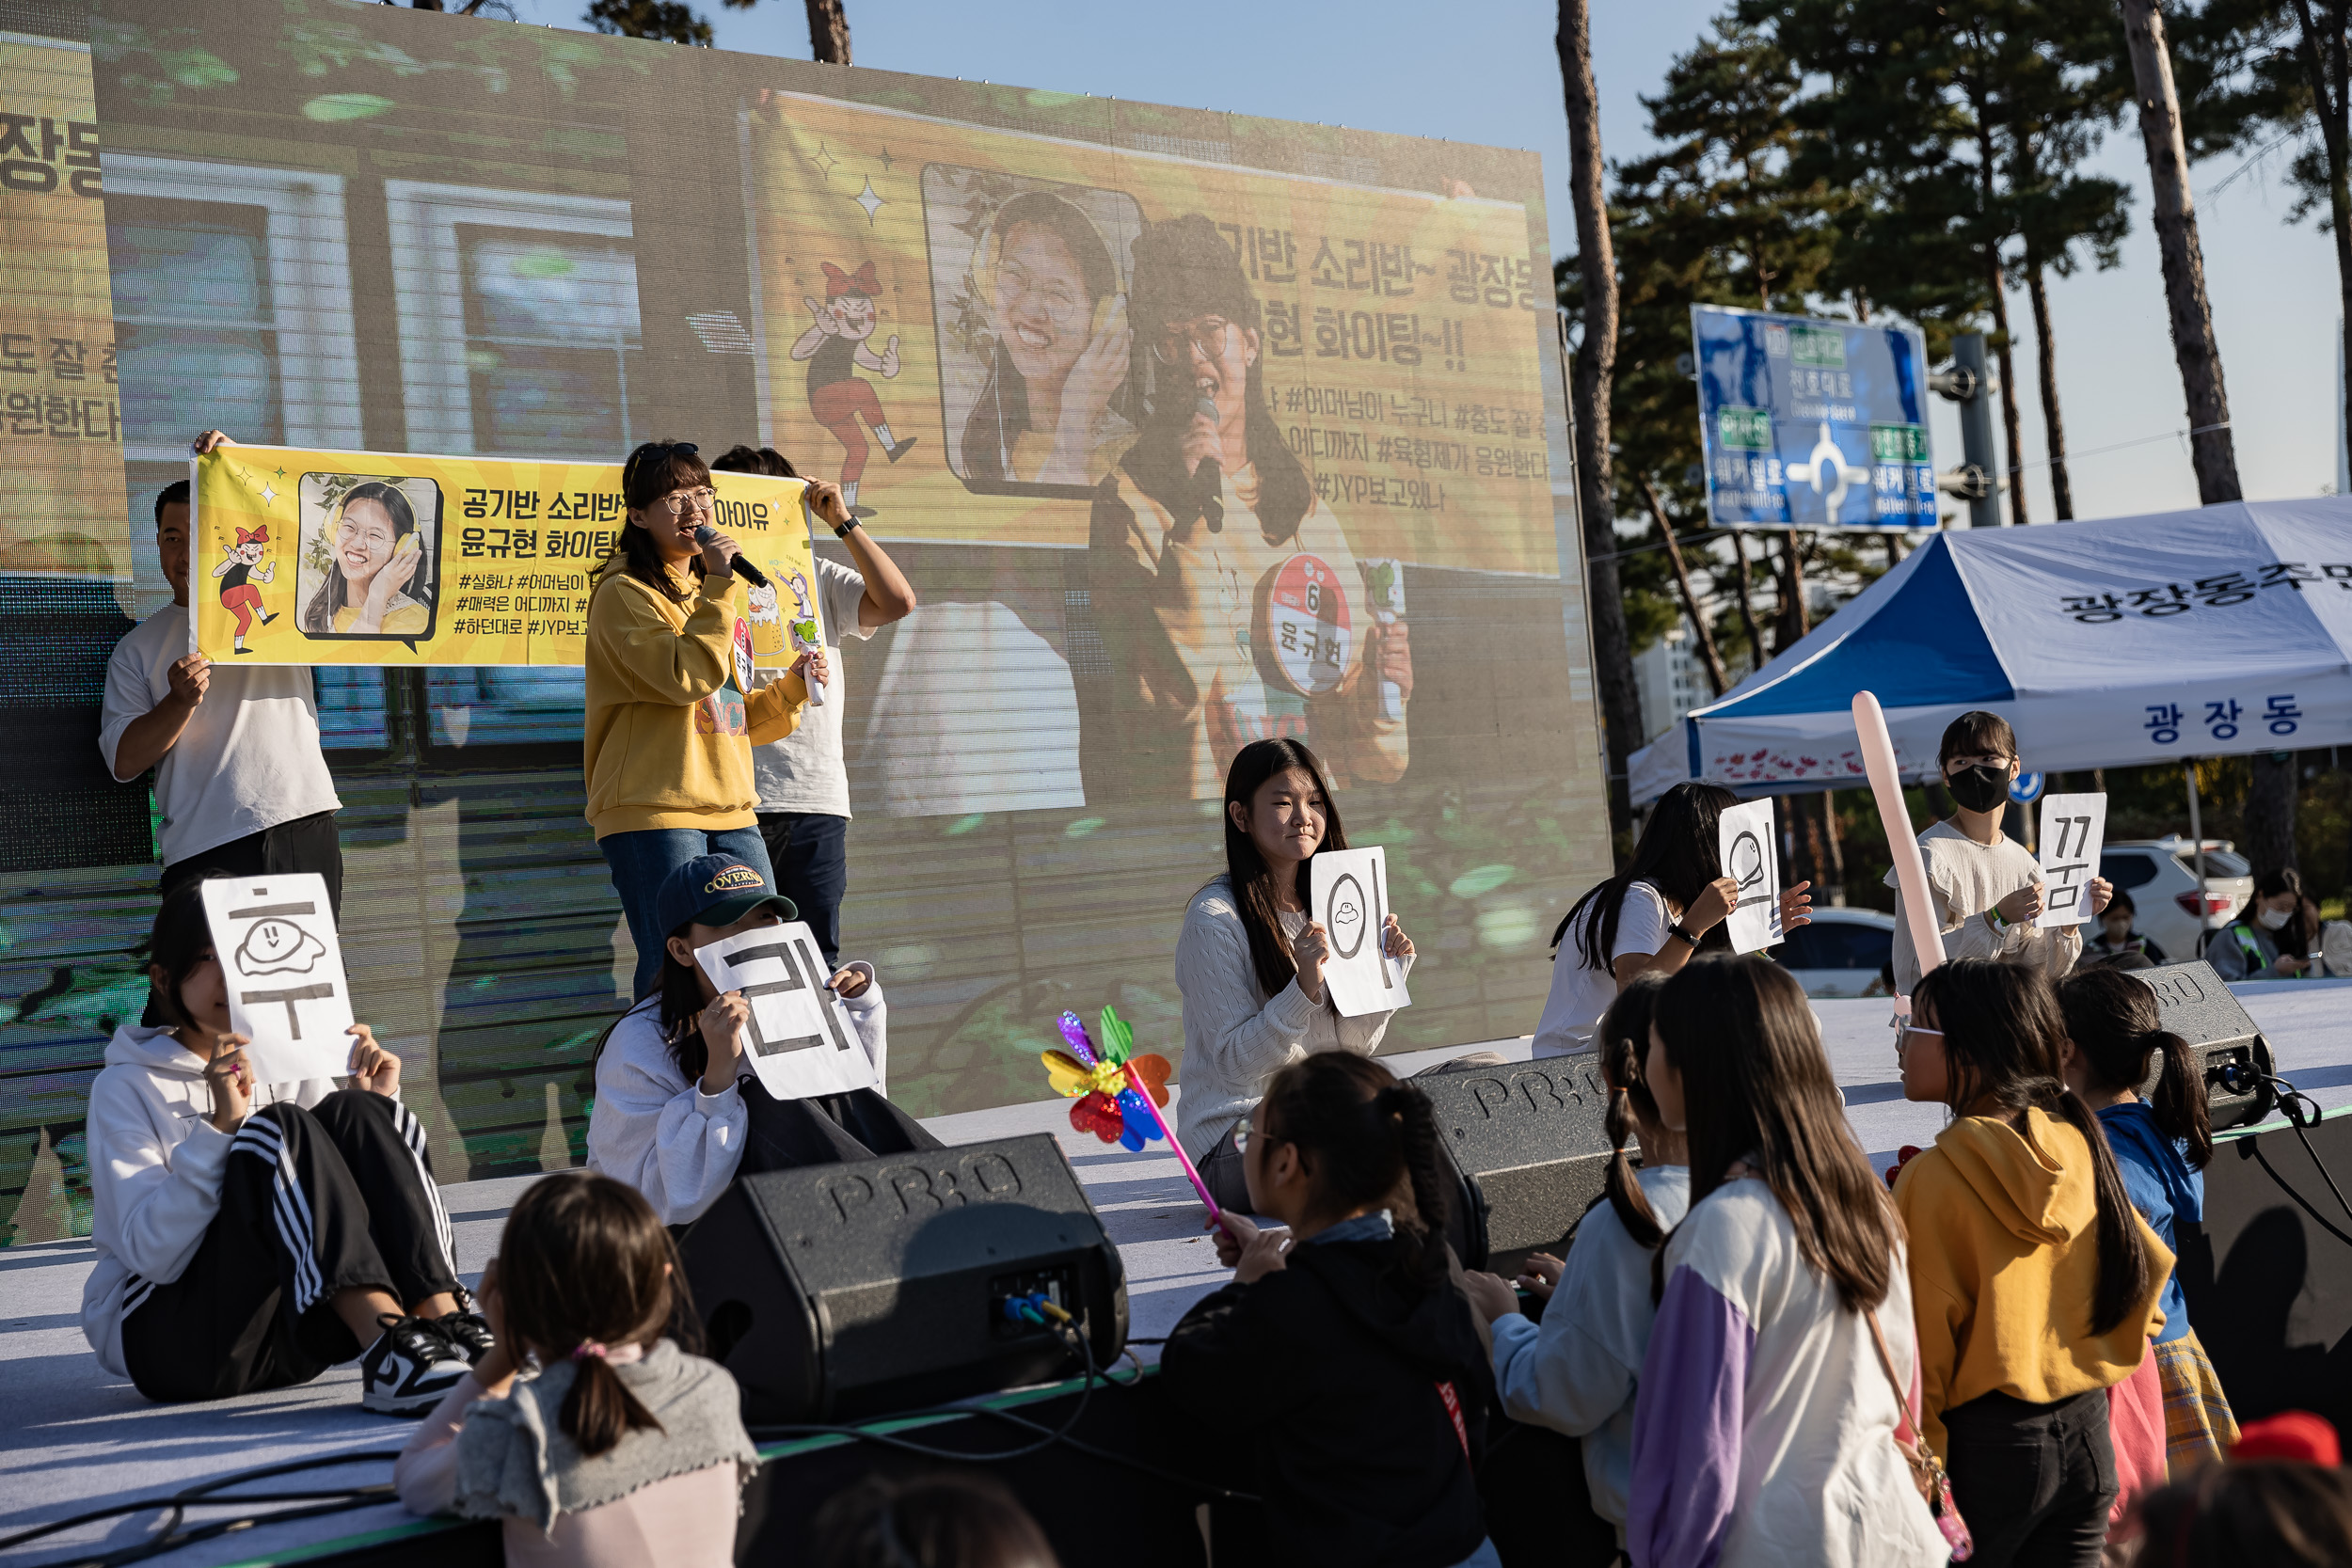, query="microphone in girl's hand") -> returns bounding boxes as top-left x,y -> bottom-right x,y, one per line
693,524 -> 769,586
1194,396 -> 1225,531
